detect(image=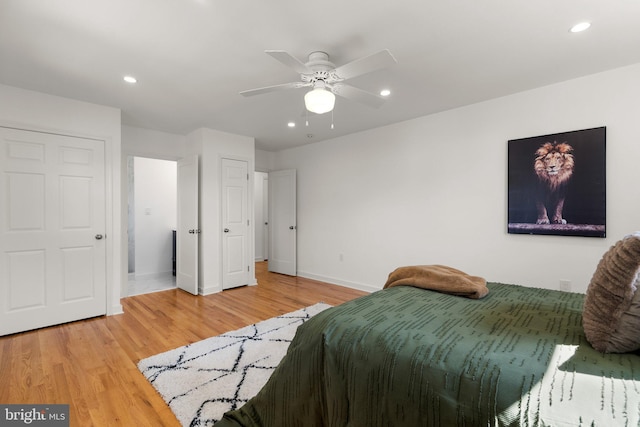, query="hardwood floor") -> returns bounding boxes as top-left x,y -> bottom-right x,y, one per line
0,262 -> 368,426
